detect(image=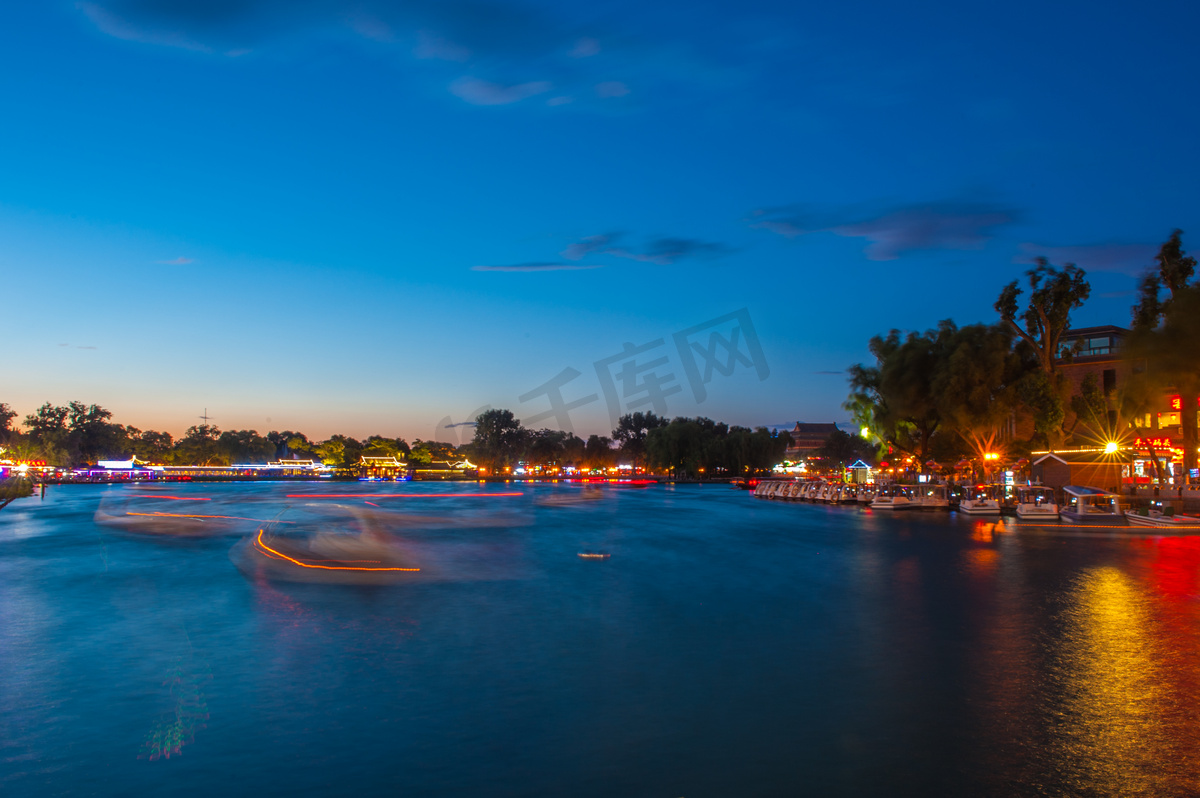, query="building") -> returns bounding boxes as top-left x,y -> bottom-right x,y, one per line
784,422 -> 840,460
1032,450 -> 1127,492
359,456 -> 407,480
